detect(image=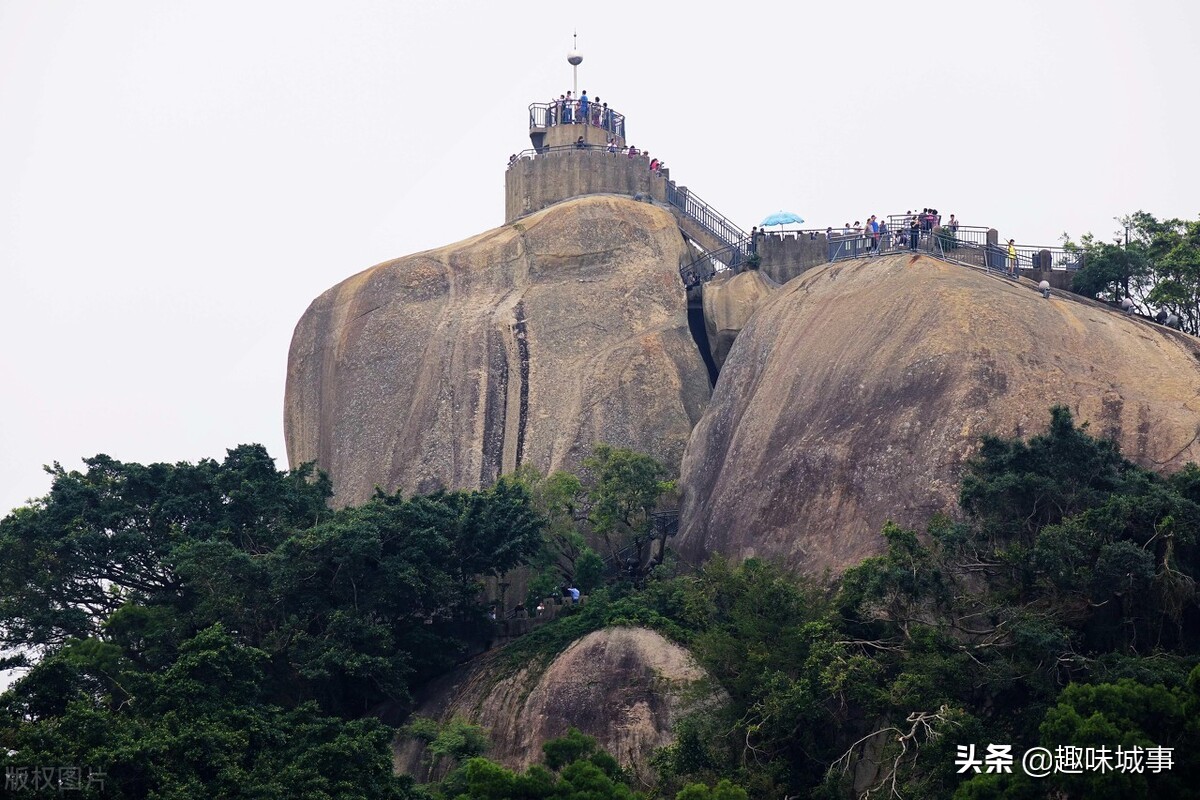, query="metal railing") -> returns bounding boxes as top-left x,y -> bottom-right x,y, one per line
826,228 -> 1015,278
510,111 -> 1087,285
886,214 -> 940,235
758,229 -> 839,241
938,237 -> 1020,277
828,233 -> 882,262
664,183 -> 749,255
680,238 -> 752,287
1012,245 -> 1084,271
528,102 -> 627,139
928,234 -> 1059,279
678,225 -> 1085,288
944,226 -> 991,246
884,217 -> 987,245
508,142 -> 662,164
598,510 -> 680,573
